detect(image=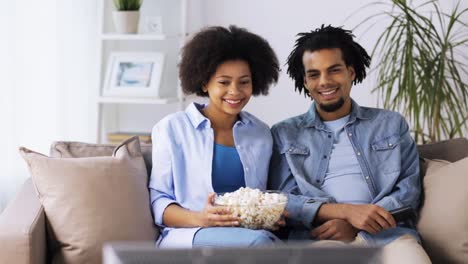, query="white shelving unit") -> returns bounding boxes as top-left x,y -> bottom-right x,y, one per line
96,0 -> 188,143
